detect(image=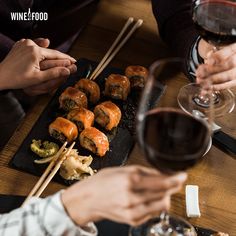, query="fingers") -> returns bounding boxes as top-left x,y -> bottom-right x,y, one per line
200,67 -> 236,86
67,64 -> 77,74
133,172 -> 187,192
122,196 -> 170,226
206,43 -> 236,65
34,38 -> 50,48
213,79 -> 236,90
23,76 -> 67,96
37,66 -> 70,82
40,47 -> 76,63
197,54 -> 236,78
40,59 -> 72,70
